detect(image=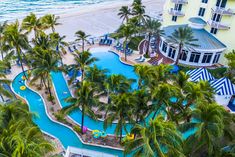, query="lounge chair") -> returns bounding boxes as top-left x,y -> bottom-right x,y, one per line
135,56 -> 143,61
99,39 -> 104,45
136,57 -> 145,63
